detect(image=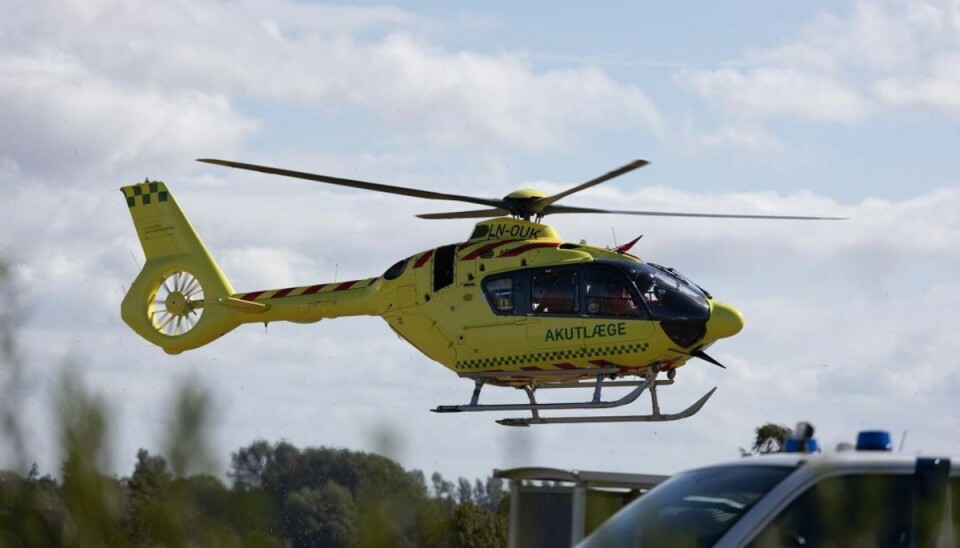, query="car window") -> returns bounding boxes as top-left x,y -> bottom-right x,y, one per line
582,465 -> 792,548
750,475 -> 915,547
